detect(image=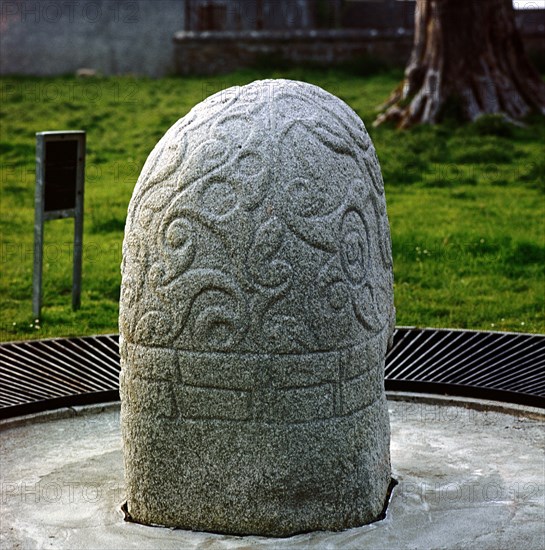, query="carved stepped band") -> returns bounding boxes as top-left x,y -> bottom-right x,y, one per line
122,333 -> 385,425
